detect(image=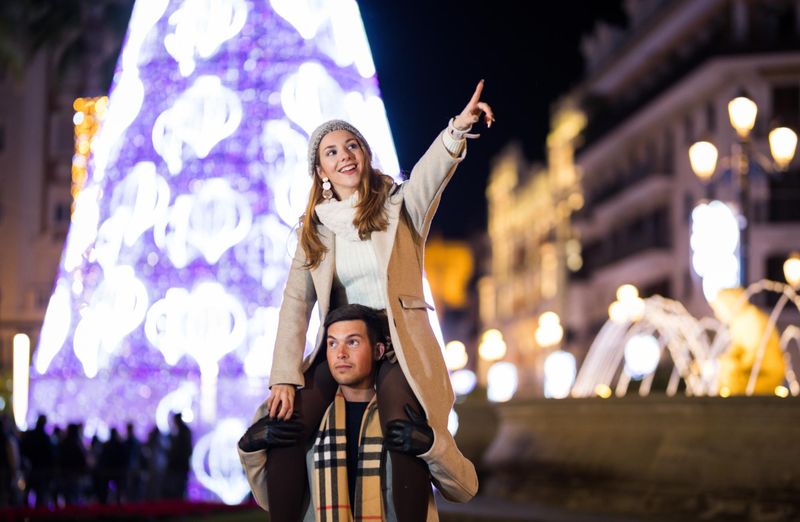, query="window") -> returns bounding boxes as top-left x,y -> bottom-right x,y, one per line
683,114 -> 694,145
763,254 -> 791,307
54,201 -> 71,225
771,85 -> 800,128
705,101 -> 716,134
768,167 -> 800,222
662,129 -> 674,172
